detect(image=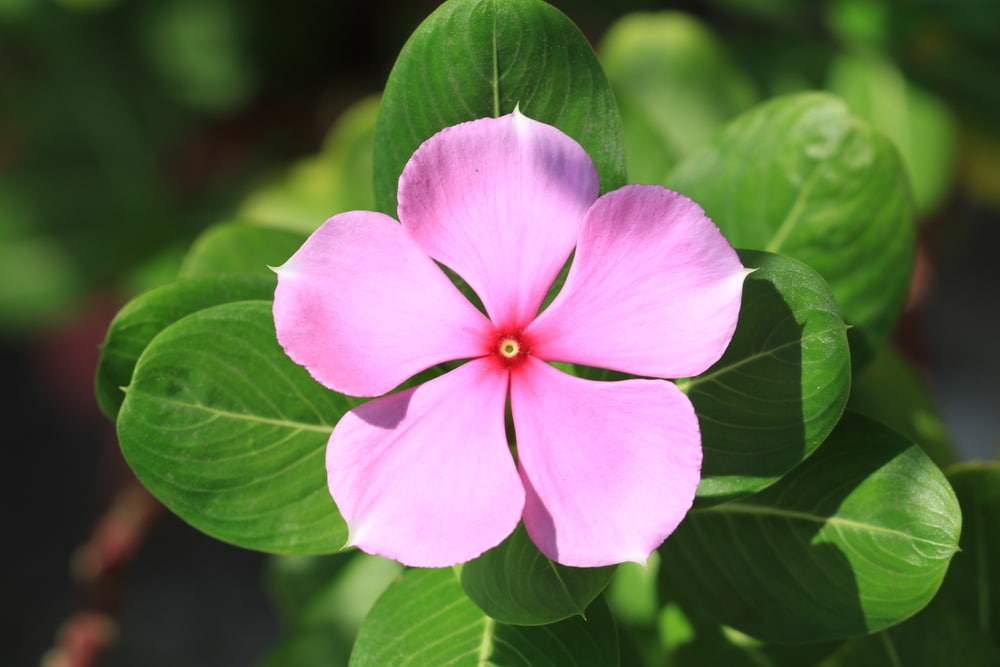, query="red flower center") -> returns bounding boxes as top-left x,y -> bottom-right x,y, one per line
493,330 -> 531,369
